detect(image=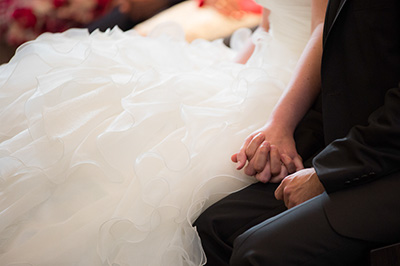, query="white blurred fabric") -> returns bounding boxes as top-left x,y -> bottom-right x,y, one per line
0,0 -> 311,265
